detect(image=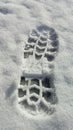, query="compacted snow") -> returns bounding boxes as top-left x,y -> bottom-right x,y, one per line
0,0 -> 73,130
